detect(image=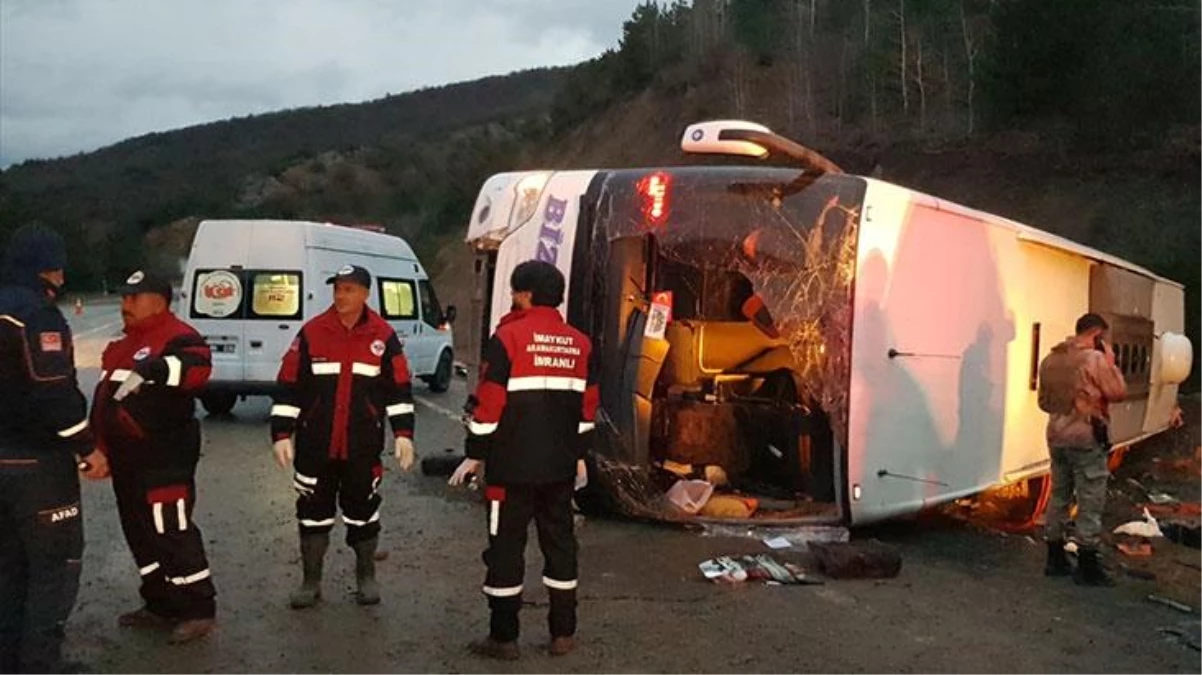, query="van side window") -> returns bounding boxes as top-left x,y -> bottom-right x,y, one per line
250,273 -> 303,319
191,269 -> 246,320
418,280 -> 444,329
379,279 -> 418,320
190,269 -> 303,320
